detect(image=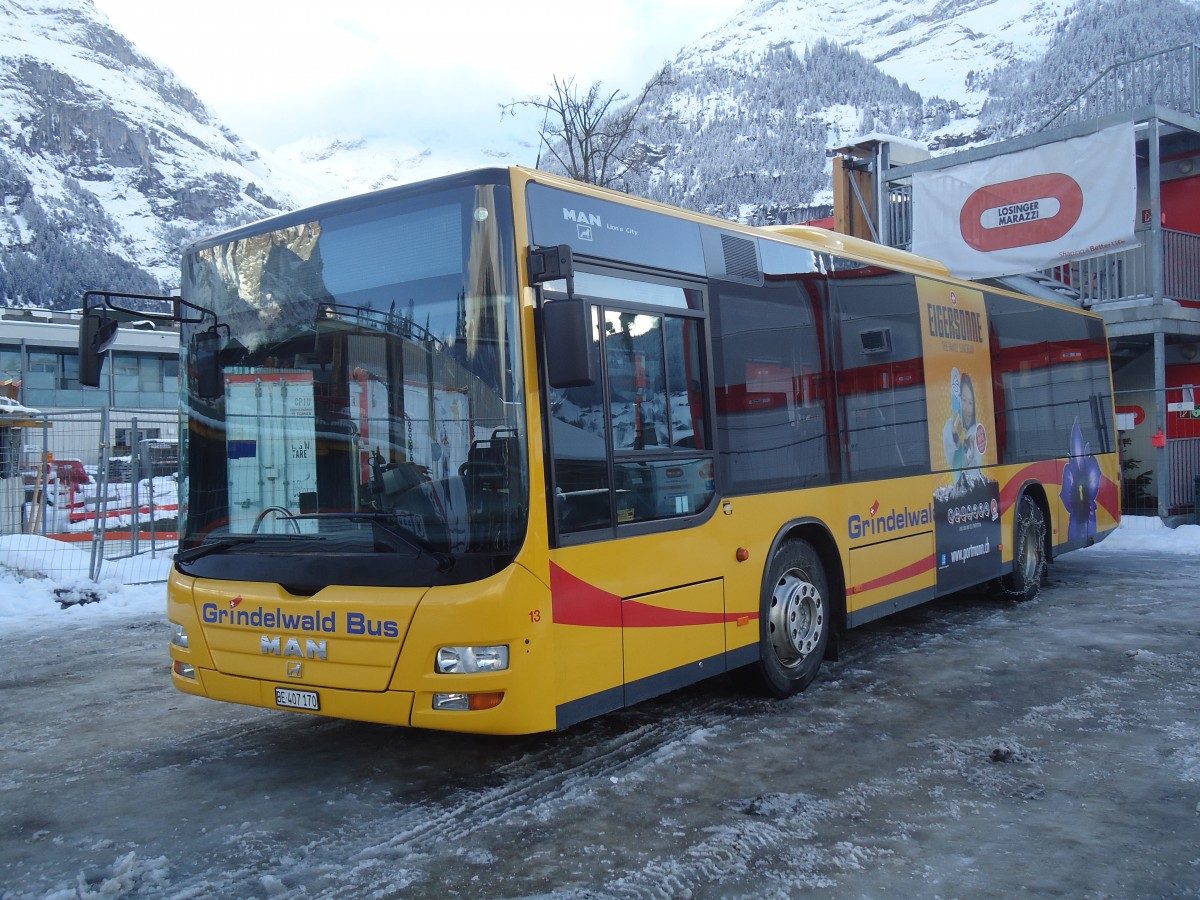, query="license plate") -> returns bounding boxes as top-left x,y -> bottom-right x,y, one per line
275,687 -> 320,711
